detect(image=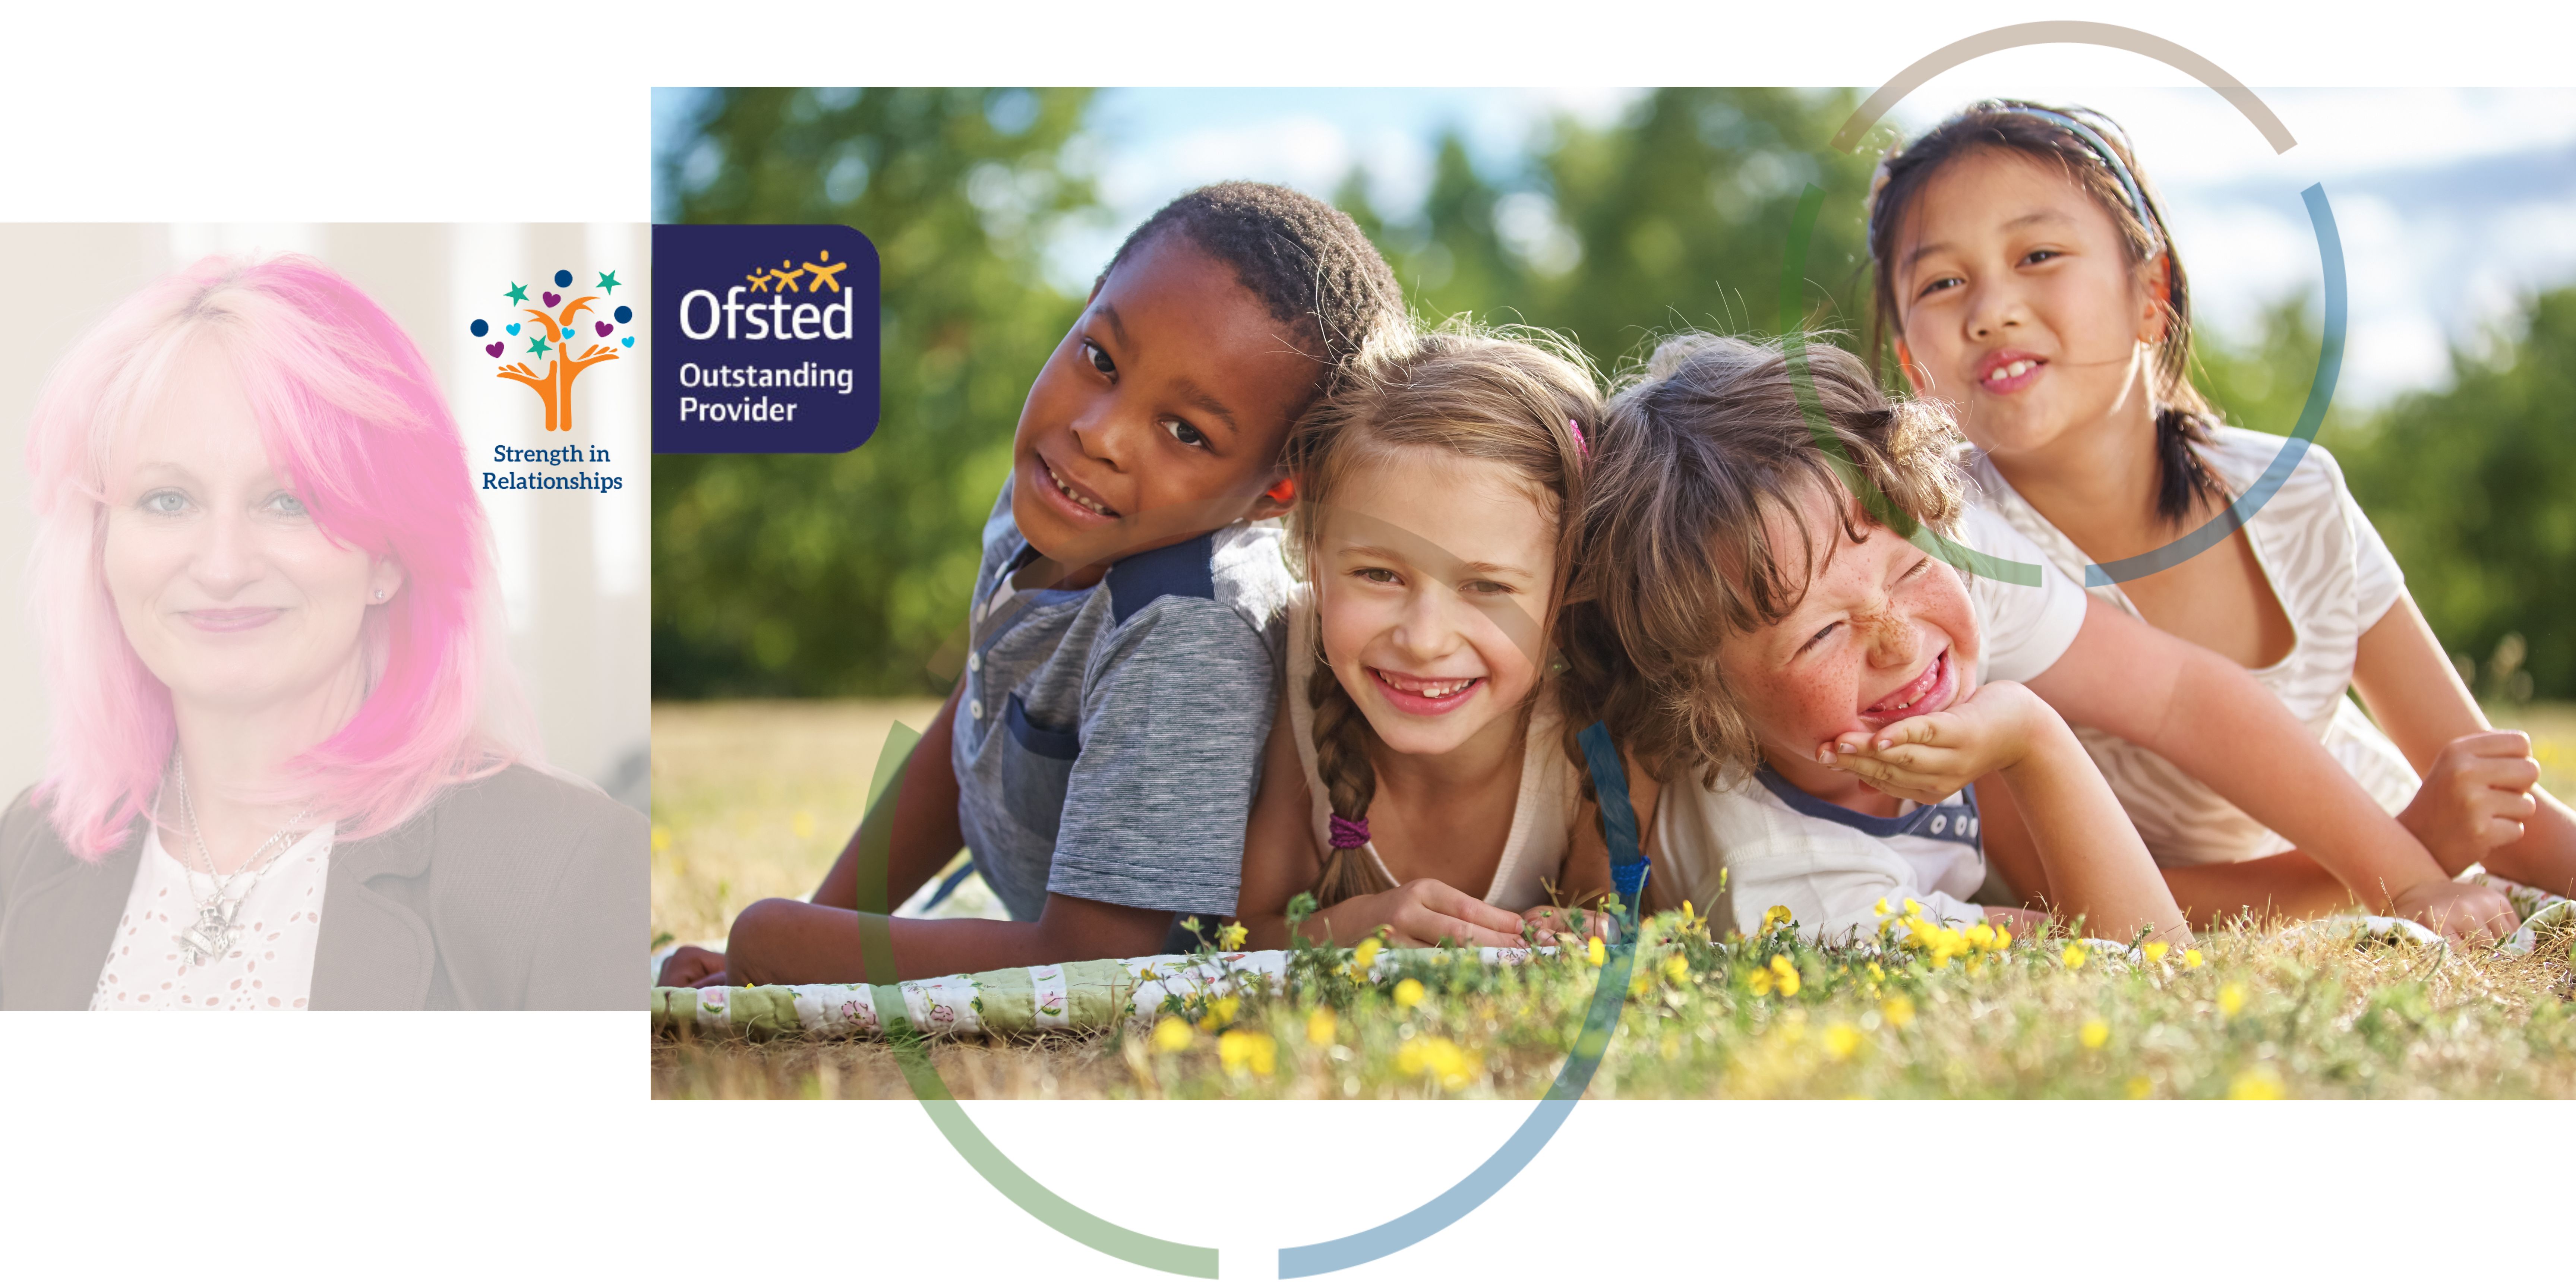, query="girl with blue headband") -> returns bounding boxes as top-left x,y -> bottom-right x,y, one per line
1865,99 -> 2572,929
